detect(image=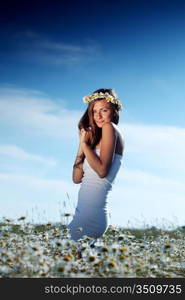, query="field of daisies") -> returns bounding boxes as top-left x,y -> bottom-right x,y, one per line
0,216 -> 185,278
